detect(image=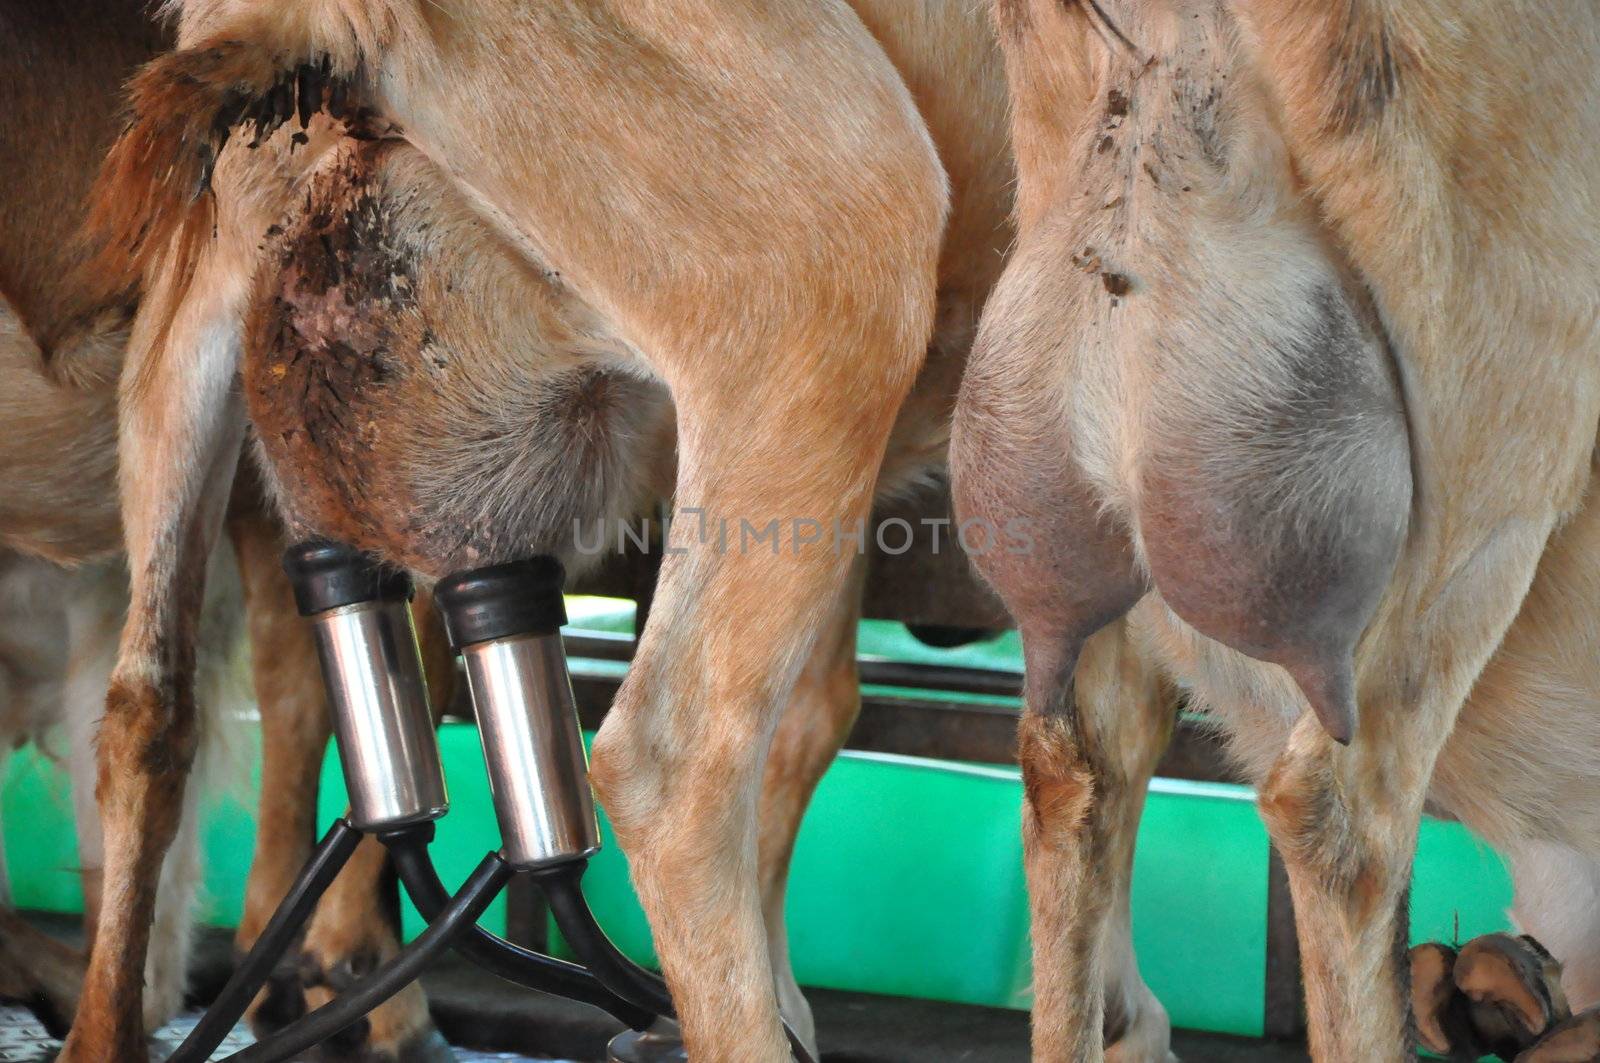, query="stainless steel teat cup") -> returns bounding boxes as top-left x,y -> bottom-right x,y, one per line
435,558 -> 599,869
284,540 -> 449,831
